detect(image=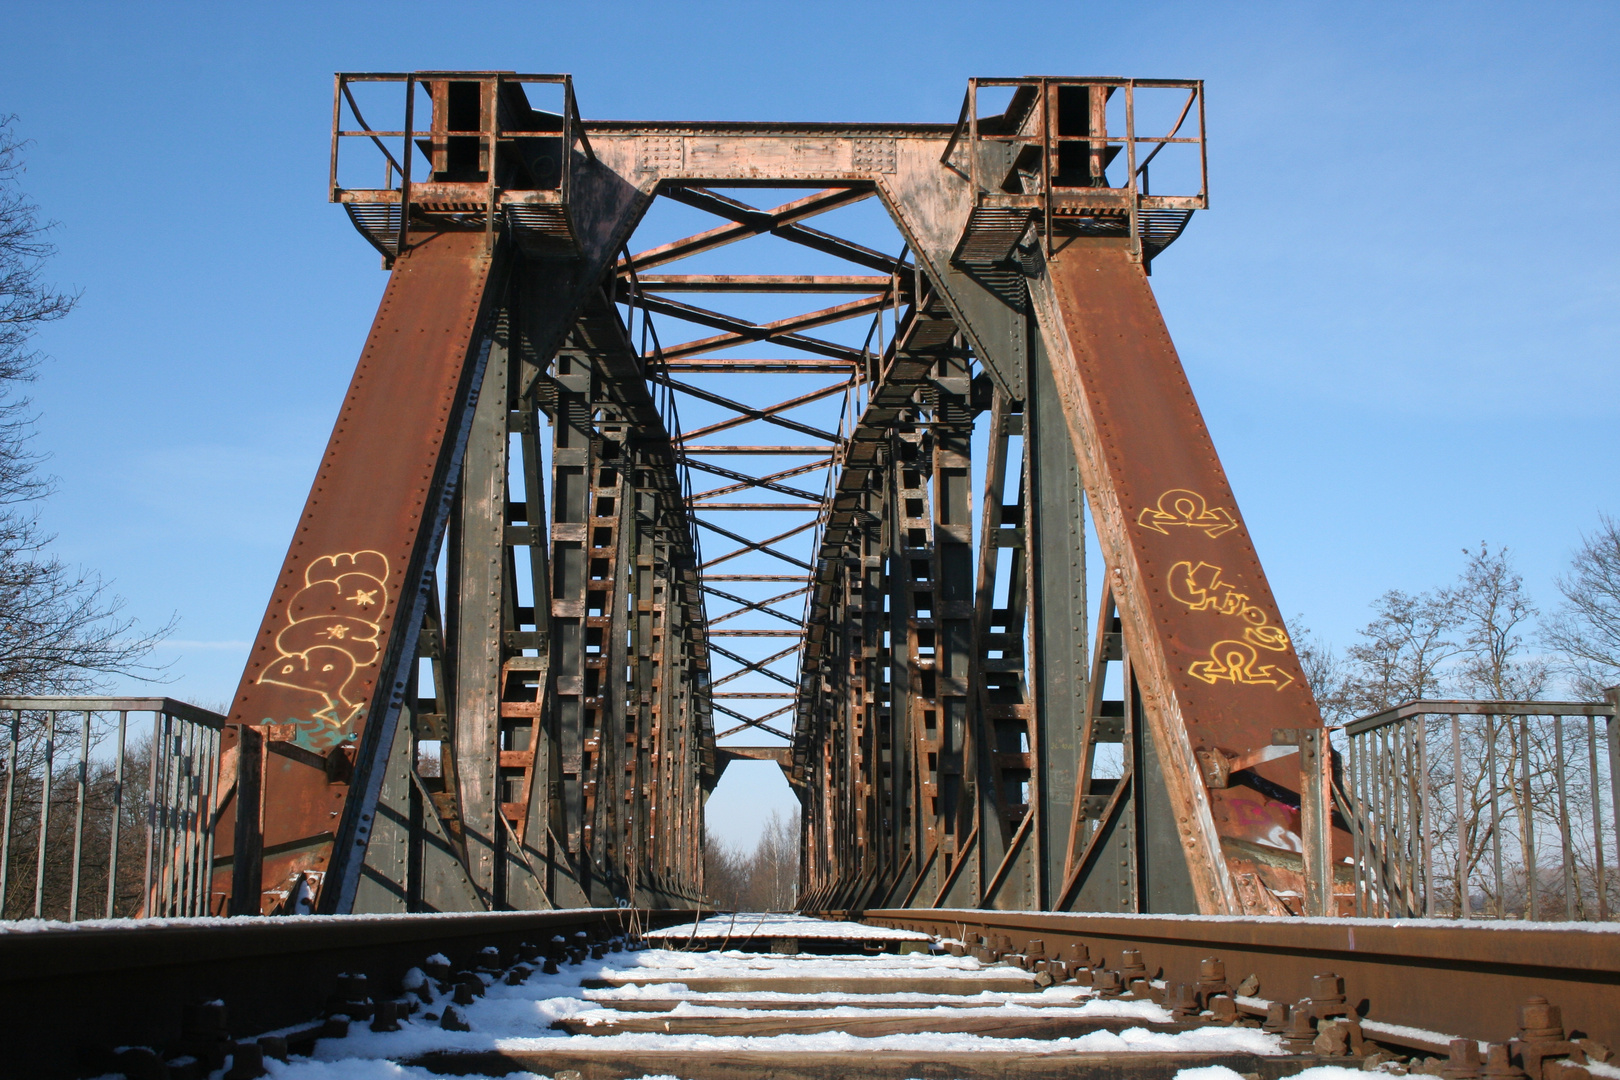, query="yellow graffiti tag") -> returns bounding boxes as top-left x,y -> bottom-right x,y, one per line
1187,635 -> 1296,690
1137,489 -> 1239,539
1165,558 -> 1294,691
257,550 -> 390,751
1168,560 -> 1261,619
